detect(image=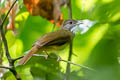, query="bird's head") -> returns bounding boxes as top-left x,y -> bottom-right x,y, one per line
60,19 -> 82,32
60,19 -> 96,34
